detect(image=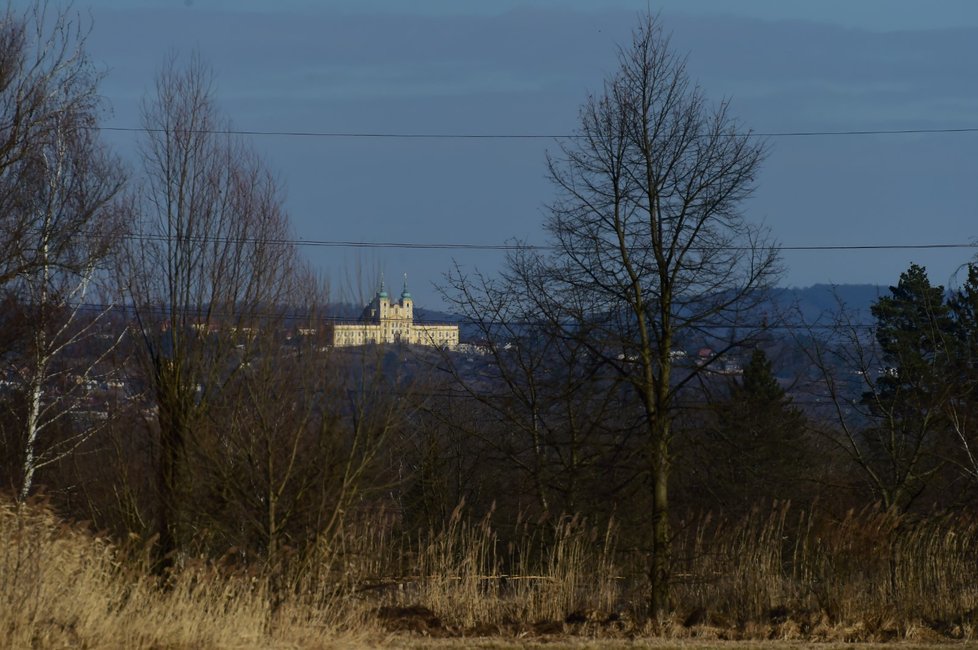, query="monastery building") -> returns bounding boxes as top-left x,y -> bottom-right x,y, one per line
331,278 -> 459,349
